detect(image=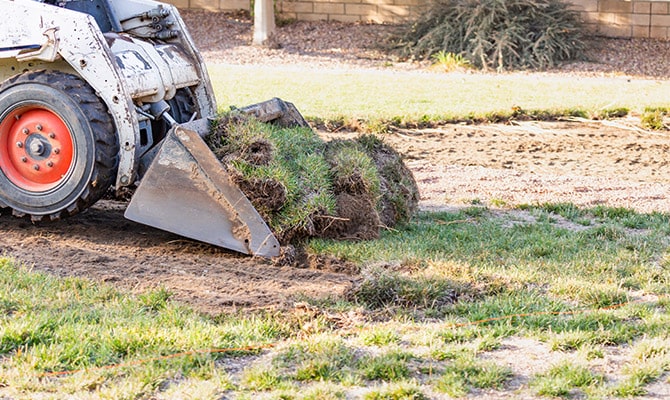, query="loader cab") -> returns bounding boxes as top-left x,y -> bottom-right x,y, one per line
39,0 -> 121,33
